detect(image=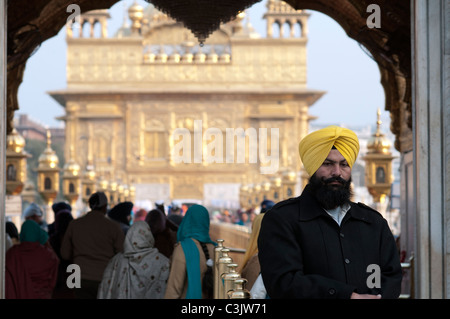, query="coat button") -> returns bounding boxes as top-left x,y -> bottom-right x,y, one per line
340,233 -> 345,238
345,258 -> 350,264
328,288 -> 336,295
